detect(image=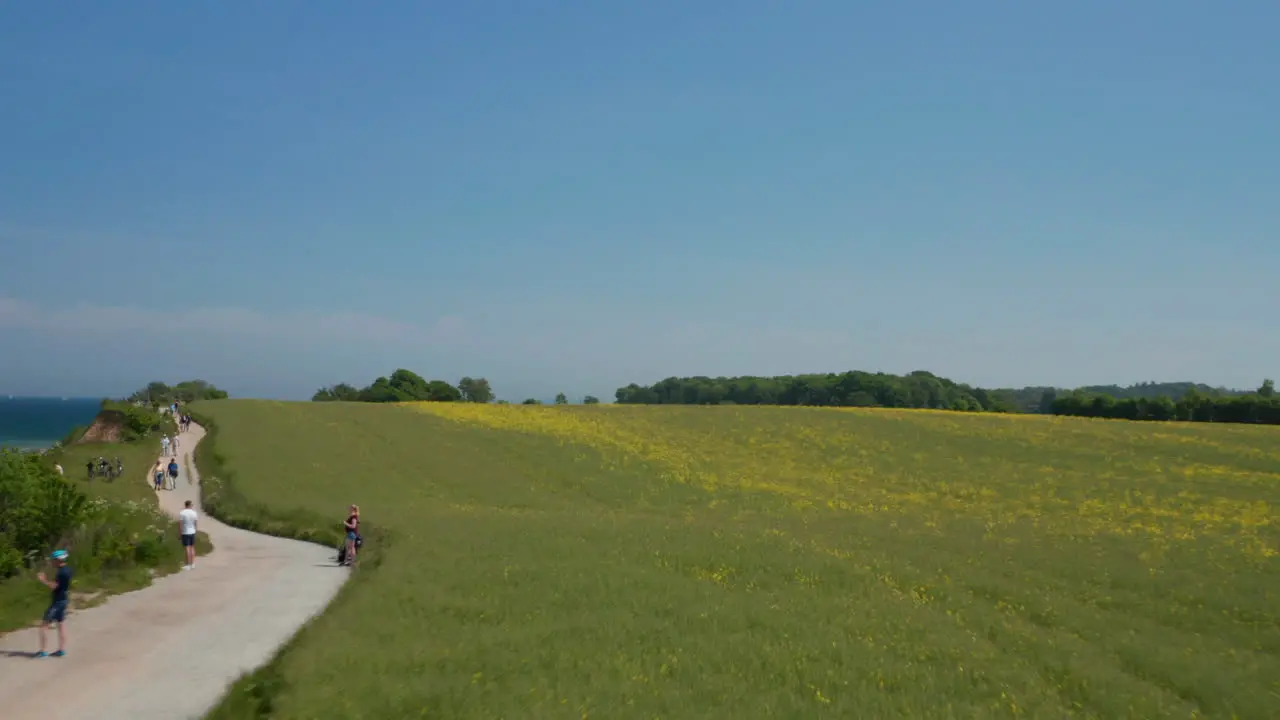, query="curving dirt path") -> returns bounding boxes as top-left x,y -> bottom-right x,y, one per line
0,423 -> 349,720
